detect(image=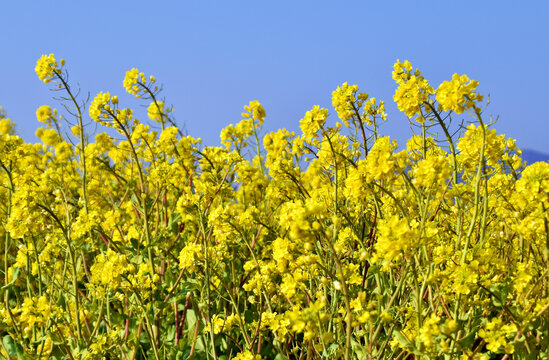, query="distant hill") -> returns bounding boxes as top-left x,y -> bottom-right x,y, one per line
522,149 -> 549,164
